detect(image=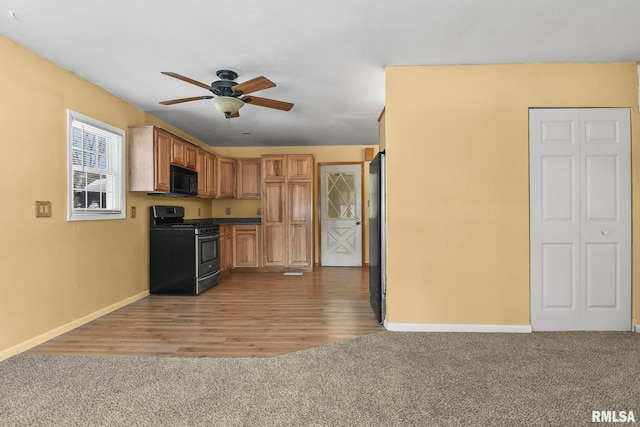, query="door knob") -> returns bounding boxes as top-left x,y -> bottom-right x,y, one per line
601,229 -> 609,235
355,217 -> 361,226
